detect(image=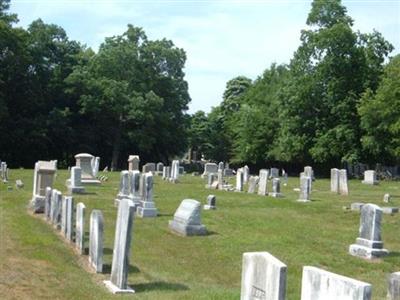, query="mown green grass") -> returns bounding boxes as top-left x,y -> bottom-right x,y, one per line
1,169 -> 400,299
